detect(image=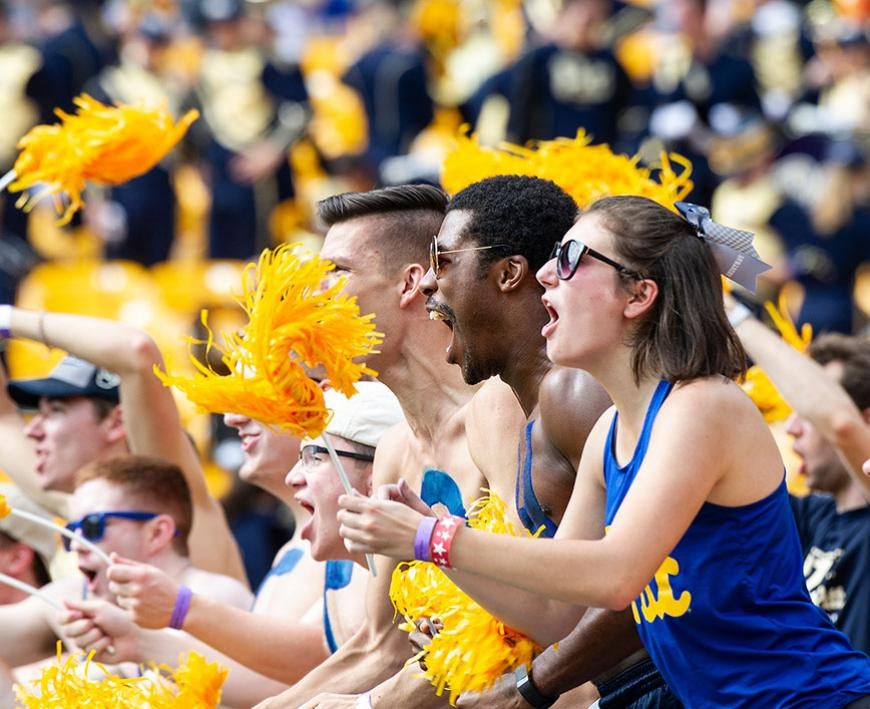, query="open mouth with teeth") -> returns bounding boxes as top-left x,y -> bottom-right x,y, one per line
427,305 -> 460,363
